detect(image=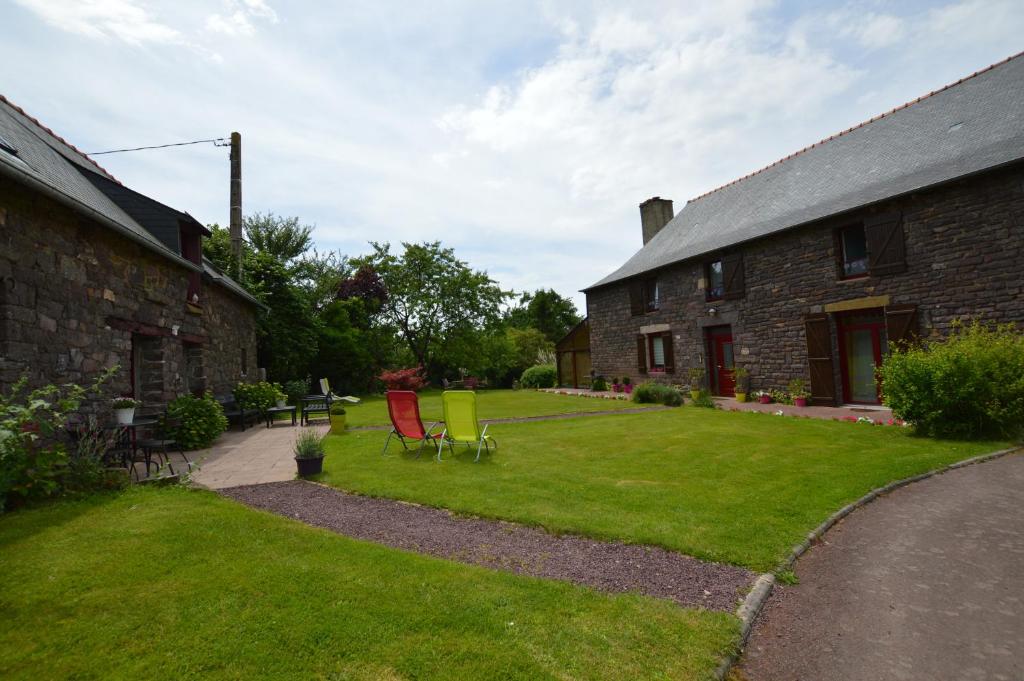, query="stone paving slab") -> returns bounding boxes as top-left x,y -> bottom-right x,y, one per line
737,452 -> 1024,681
190,423 -> 328,489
